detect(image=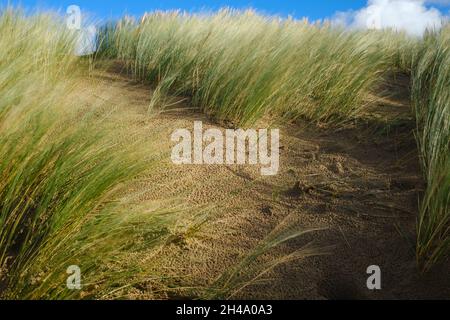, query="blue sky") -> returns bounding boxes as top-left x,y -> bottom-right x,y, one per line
0,0 -> 389,21
2,0 -> 449,28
